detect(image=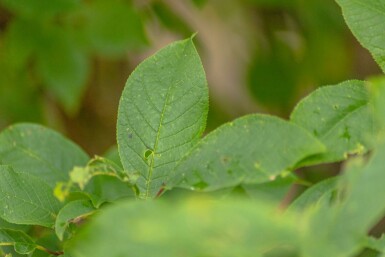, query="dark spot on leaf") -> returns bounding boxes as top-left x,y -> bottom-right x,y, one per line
341,126 -> 351,141
221,156 -> 230,164
128,133 -> 133,139
144,149 -> 153,159
193,181 -> 208,190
